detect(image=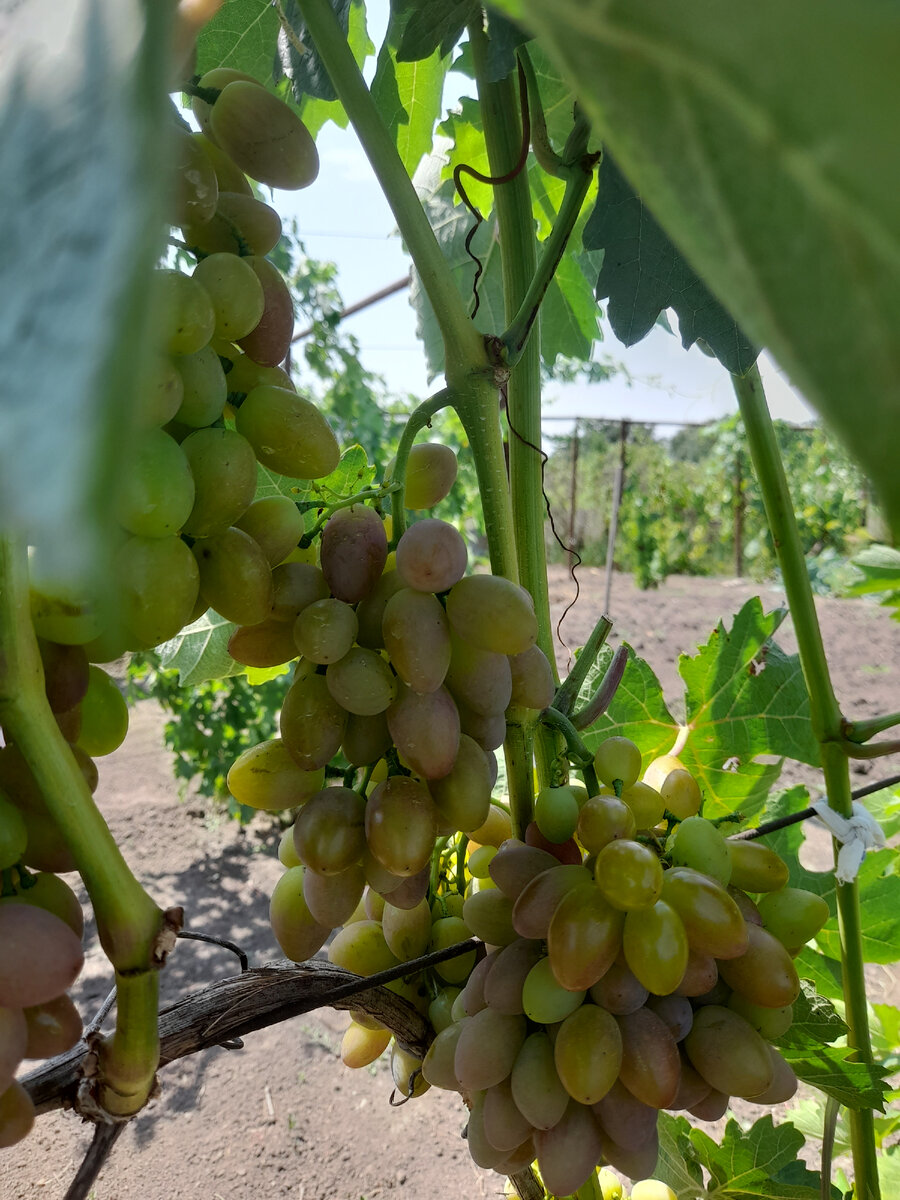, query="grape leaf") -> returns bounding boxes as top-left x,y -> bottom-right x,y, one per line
275,0 -> 357,104
194,0 -> 282,84
371,6 -> 448,177
0,0 -> 169,584
484,11 -> 531,82
781,980 -> 848,1046
396,0 -> 478,63
793,945 -> 844,1003
778,1040 -> 889,1111
254,444 -> 377,507
485,0 -> 900,540
692,1117 -> 831,1199
158,612 -> 243,688
585,154 -> 759,375
847,544 -> 900,623
655,1114 -> 706,1196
